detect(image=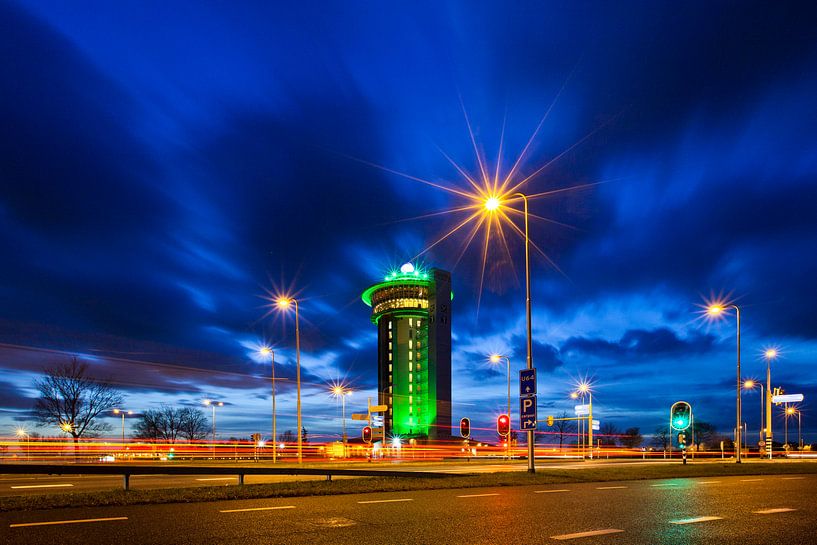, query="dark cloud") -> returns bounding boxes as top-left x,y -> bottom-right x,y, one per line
561,328 -> 719,361
1,1 -> 816,439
